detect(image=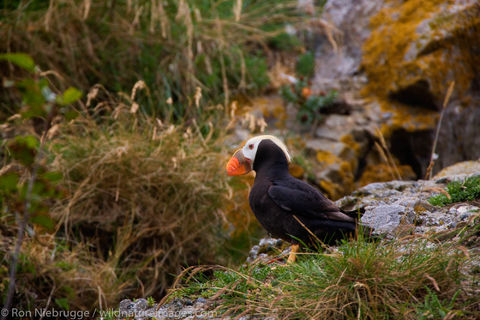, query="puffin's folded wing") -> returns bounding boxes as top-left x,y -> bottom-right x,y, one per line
267,184 -> 355,222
